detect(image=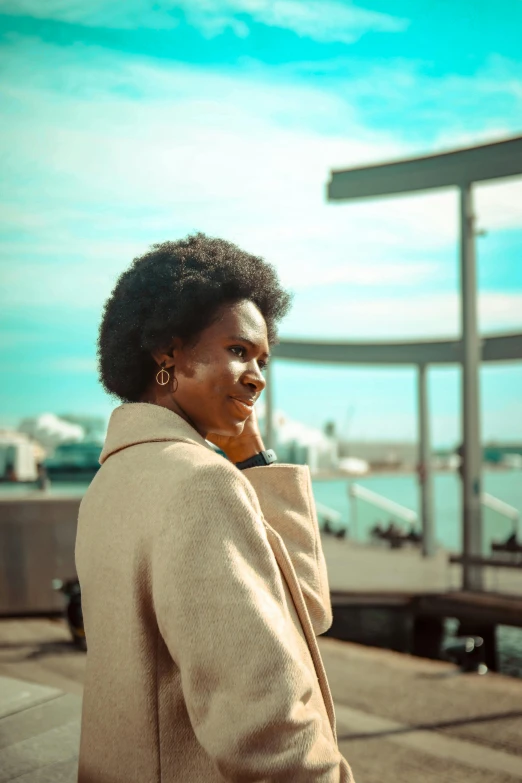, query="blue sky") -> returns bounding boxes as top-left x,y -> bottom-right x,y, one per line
0,0 -> 521,446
